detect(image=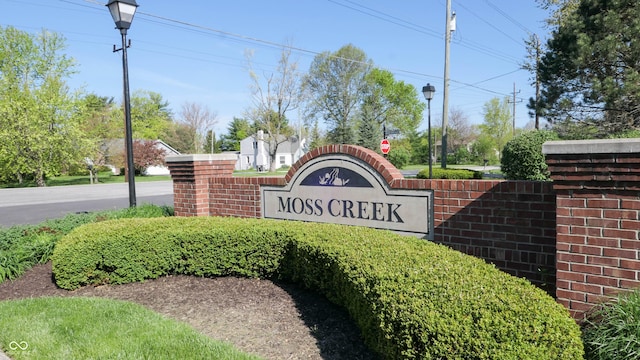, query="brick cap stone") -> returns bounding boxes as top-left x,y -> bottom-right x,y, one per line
166,154 -> 237,163
543,138 -> 640,155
